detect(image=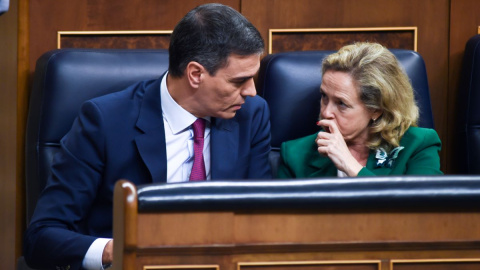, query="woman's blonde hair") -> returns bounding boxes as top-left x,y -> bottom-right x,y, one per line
321,42 -> 419,151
